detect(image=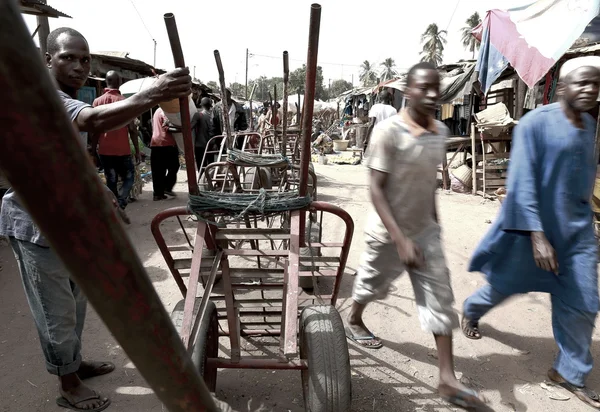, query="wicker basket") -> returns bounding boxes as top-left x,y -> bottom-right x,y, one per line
450,164 -> 472,188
